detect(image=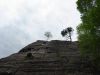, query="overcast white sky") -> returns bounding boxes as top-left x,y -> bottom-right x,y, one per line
0,0 -> 81,58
